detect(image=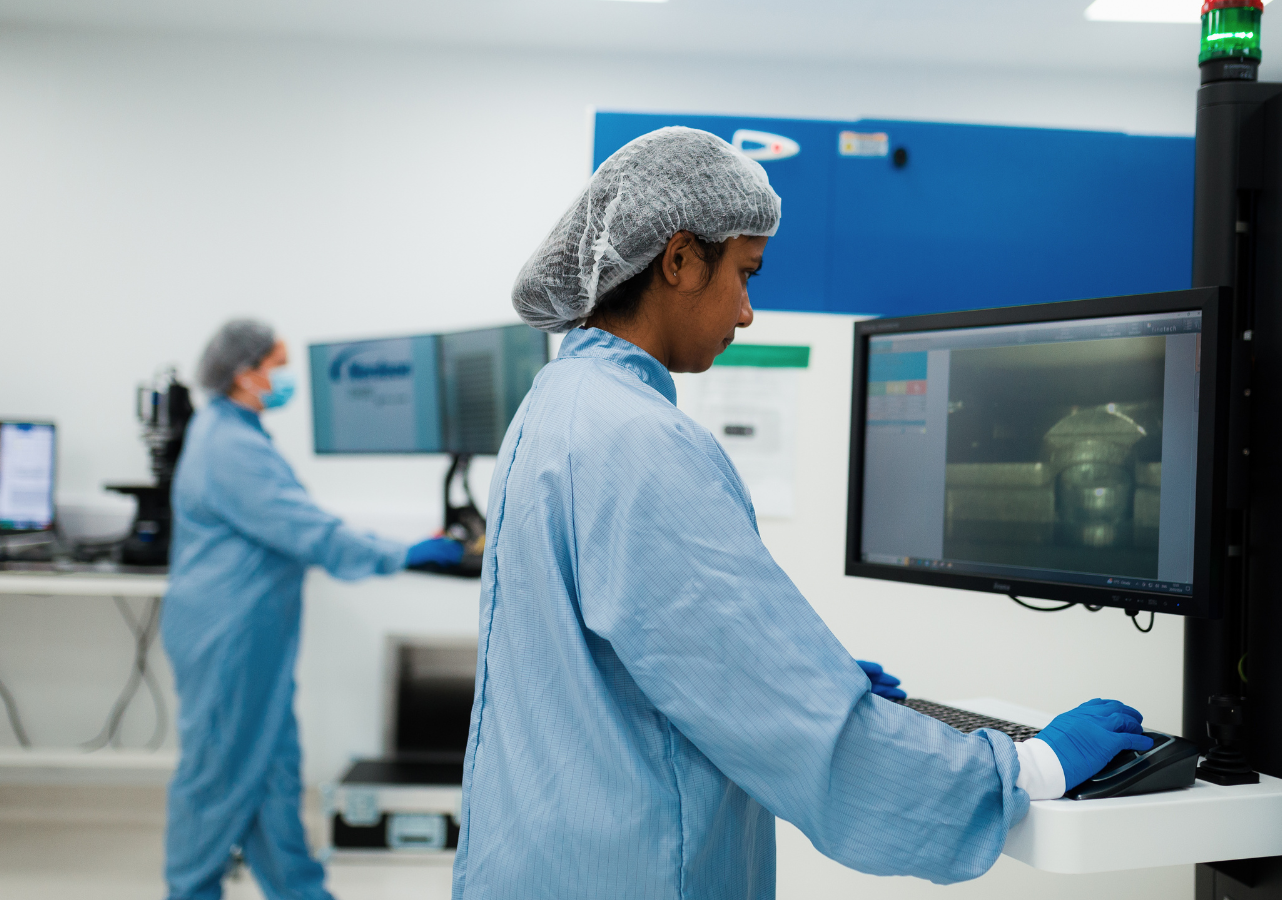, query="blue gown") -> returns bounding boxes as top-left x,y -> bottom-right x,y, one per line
163,397 -> 407,900
452,328 -> 1030,900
